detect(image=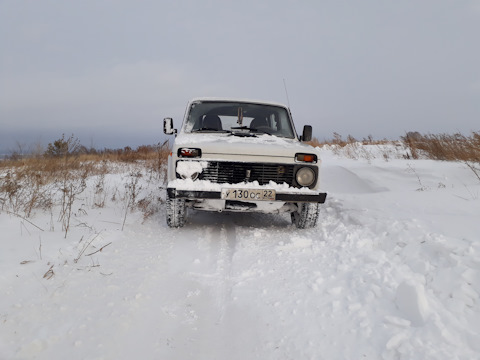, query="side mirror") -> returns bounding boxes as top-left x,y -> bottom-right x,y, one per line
163,118 -> 177,135
301,125 -> 312,142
